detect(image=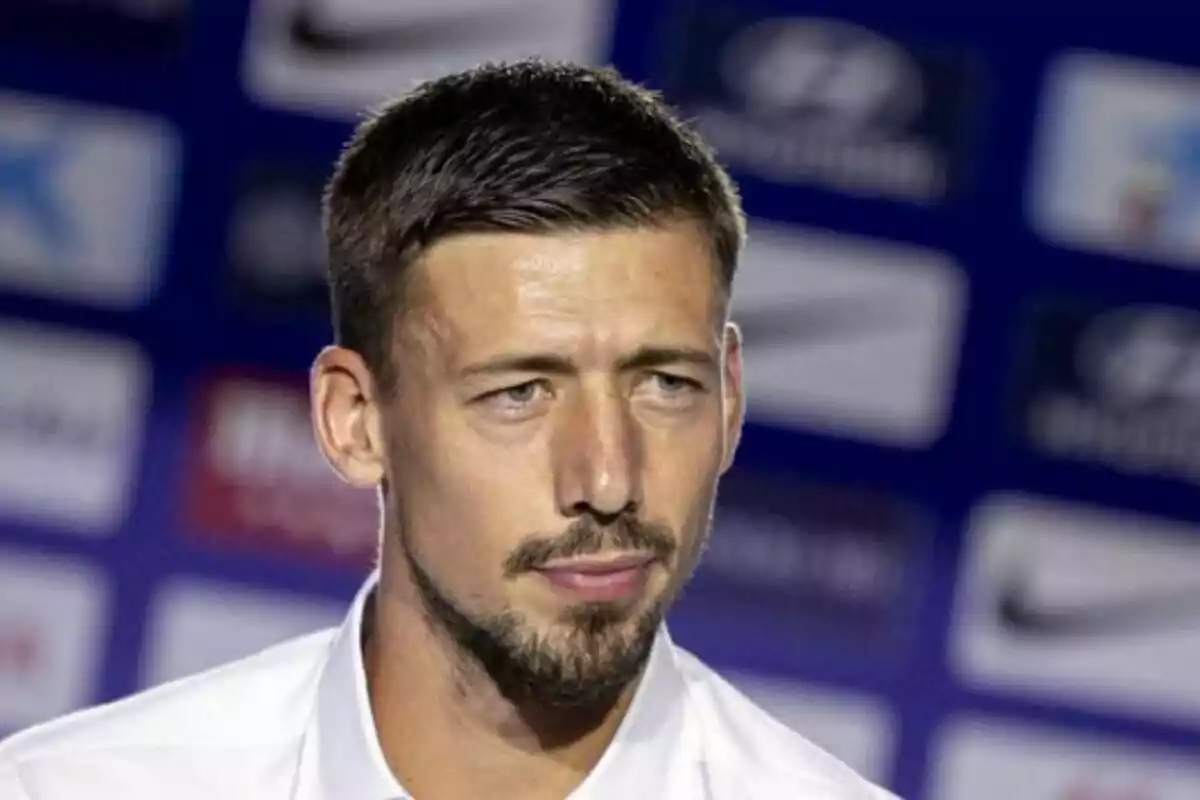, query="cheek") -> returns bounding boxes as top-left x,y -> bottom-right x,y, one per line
437,404 -> 557,511
400,400 -> 534,501
645,409 -> 726,475
392,488 -> 512,607
643,426 -> 723,525
394,422 -> 549,570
